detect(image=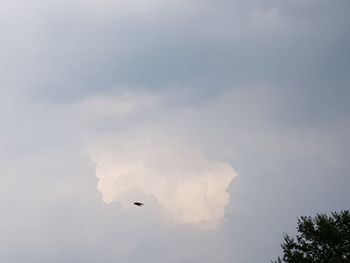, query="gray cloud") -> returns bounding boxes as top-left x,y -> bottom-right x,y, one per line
2,0 -> 349,100
0,0 -> 349,262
